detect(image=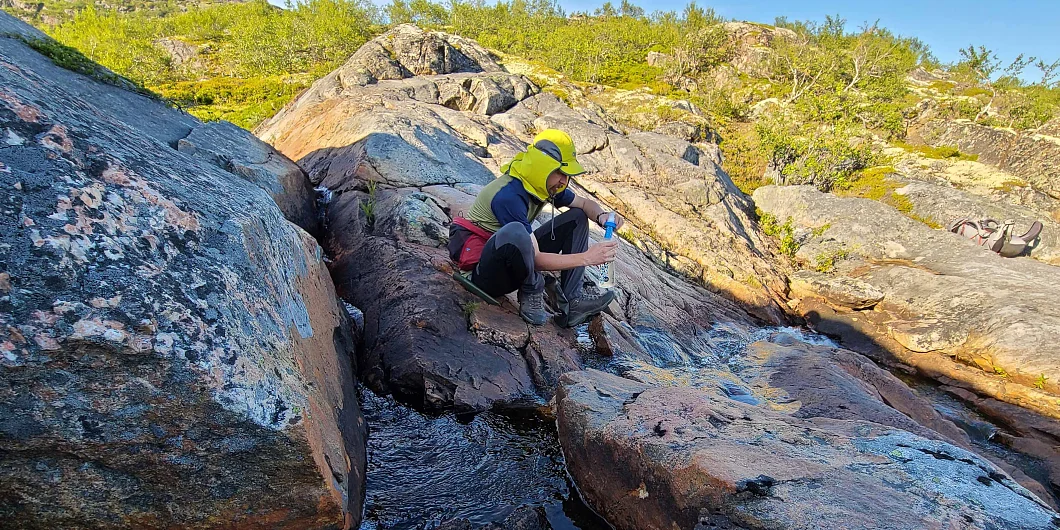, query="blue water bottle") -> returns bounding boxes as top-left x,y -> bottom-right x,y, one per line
600,212 -> 617,288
